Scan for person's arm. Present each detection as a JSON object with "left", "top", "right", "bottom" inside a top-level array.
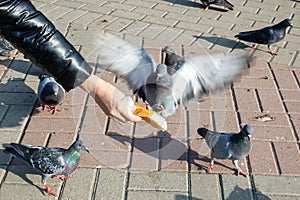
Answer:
[{"left": 0, "top": 0, "right": 141, "bottom": 123}]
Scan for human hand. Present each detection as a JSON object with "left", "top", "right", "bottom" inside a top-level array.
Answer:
[{"left": 80, "top": 75, "right": 141, "bottom": 123}]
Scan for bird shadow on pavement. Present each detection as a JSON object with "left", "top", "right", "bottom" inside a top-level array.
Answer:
[
  {"left": 226, "top": 185, "right": 271, "bottom": 200},
  {"left": 194, "top": 35, "right": 250, "bottom": 49},
  {"left": 0, "top": 150, "right": 46, "bottom": 196},
  {"left": 175, "top": 194, "right": 202, "bottom": 200},
  {"left": 107, "top": 131, "right": 233, "bottom": 172},
  {"left": 162, "top": 0, "right": 229, "bottom": 12}
]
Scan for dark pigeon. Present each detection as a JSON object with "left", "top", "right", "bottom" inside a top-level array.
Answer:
[
  {"left": 95, "top": 33, "right": 249, "bottom": 117},
  {"left": 201, "top": 0, "right": 234, "bottom": 11},
  {"left": 162, "top": 46, "right": 185, "bottom": 75},
  {"left": 3, "top": 140, "right": 89, "bottom": 196},
  {"left": 38, "top": 74, "right": 65, "bottom": 114},
  {"left": 235, "top": 18, "right": 293, "bottom": 56},
  {"left": 197, "top": 124, "right": 253, "bottom": 176}
]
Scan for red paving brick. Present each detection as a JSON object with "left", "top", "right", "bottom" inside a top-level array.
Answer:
[
  {"left": 273, "top": 69, "right": 299, "bottom": 90},
  {"left": 21, "top": 131, "right": 49, "bottom": 146},
  {"left": 280, "top": 89, "right": 300, "bottom": 101},
  {"left": 80, "top": 106, "right": 108, "bottom": 134},
  {"left": 257, "top": 89, "right": 285, "bottom": 113},
  {"left": 273, "top": 142, "right": 300, "bottom": 176},
  {"left": 47, "top": 132, "right": 77, "bottom": 149},
  {"left": 284, "top": 101, "right": 300, "bottom": 114},
  {"left": 233, "top": 88, "right": 260, "bottom": 112},
  {"left": 251, "top": 125, "right": 296, "bottom": 142},
  {"left": 249, "top": 141, "right": 278, "bottom": 175}
]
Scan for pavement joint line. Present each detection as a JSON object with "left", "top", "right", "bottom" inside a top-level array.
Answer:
[
  {"left": 270, "top": 141, "right": 282, "bottom": 175},
  {"left": 254, "top": 88, "right": 264, "bottom": 113},
  {"left": 90, "top": 168, "right": 101, "bottom": 200}
]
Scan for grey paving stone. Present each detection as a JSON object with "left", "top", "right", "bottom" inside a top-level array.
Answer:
[
  {"left": 0, "top": 165, "right": 7, "bottom": 183},
  {"left": 0, "top": 131, "right": 22, "bottom": 165},
  {"left": 111, "top": 9, "right": 146, "bottom": 21},
  {"left": 60, "top": 168, "right": 96, "bottom": 200},
  {"left": 104, "top": 18, "right": 134, "bottom": 32},
  {"left": 0, "top": 105, "right": 34, "bottom": 132},
  {"left": 54, "top": 0, "right": 86, "bottom": 9},
  {"left": 0, "top": 79, "right": 36, "bottom": 93},
  {"left": 94, "top": 168, "right": 126, "bottom": 200},
  {"left": 254, "top": 175, "right": 300, "bottom": 196},
  {"left": 128, "top": 171, "right": 187, "bottom": 191},
  {"left": 127, "top": 191, "right": 189, "bottom": 200},
  {"left": 221, "top": 174, "right": 253, "bottom": 200},
  {"left": 190, "top": 173, "right": 221, "bottom": 200}
]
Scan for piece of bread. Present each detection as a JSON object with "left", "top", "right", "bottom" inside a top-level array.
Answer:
[{"left": 134, "top": 103, "right": 167, "bottom": 131}]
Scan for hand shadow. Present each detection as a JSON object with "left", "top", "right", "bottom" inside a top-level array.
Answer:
[
  {"left": 162, "top": 0, "right": 229, "bottom": 12},
  {"left": 194, "top": 35, "right": 250, "bottom": 49}
]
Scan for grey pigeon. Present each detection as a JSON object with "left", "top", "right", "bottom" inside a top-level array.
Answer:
[
  {"left": 3, "top": 140, "right": 89, "bottom": 195},
  {"left": 38, "top": 74, "right": 65, "bottom": 114},
  {"left": 0, "top": 36, "right": 16, "bottom": 57},
  {"left": 95, "top": 33, "right": 249, "bottom": 117},
  {"left": 235, "top": 18, "right": 293, "bottom": 56},
  {"left": 197, "top": 124, "right": 253, "bottom": 176},
  {"left": 201, "top": 0, "right": 234, "bottom": 11},
  {"left": 162, "top": 46, "right": 185, "bottom": 75}
]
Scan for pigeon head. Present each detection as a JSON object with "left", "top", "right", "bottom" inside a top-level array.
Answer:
[
  {"left": 279, "top": 19, "right": 293, "bottom": 28},
  {"left": 240, "top": 124, "right": 253, "bottom": 138},
  {"left": 162, "top": 46, "right": 175, "bottom": 54},
  {"left": 39, "top": 74, "right": 50, "bottom": 81},
  {"left": 72, "top": 140, "right": 89, "bottom": 153}
]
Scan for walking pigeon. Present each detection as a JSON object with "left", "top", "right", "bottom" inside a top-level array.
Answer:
[
  {"left": 235, "top": 18, "right": 293, "bottom": 56},
  {"left": 38, "top": 75, "right": 65, "bottom": 114},
  {"left": 162, "top": 46, "right": 185, "bottom": 75},
  {"left": 3, "top": 140, "right": 89, "bottom": 196},
  {"left": 197, "top": 124, "right": 253, "bottom": 176},
  {"left": 201, "top": 0, "right": 234, "bottom": 11},
  {"left": 94, "top": 33, "right": 249, "bottom": 117},
  {"left": 0, "top": 36, "right": 17, "bottom": 58}
]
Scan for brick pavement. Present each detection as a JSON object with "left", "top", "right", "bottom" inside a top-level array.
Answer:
[{"left": 0, "top": 0, "right": 300, "bottom": 199}]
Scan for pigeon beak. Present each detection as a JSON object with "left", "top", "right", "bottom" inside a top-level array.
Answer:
[{"left": 85, "top": 147, "right": 90, "bottom": 153}]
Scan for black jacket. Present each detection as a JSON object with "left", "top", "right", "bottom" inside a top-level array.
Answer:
[{"left": 0, "top": 0, "right": 92, "bottom": 91}]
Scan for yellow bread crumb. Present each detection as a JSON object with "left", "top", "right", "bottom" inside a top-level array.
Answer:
[{"left": 134, "top": 103, "right": 167, "bottom": 131}]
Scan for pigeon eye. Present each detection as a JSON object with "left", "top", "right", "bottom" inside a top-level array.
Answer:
[{"left": 79, "top": 144, "right": 82, "bottom": 147}]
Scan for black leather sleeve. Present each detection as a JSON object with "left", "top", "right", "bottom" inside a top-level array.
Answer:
[{"left": 0, "top": 0, "right": 92, "bottom": 91}]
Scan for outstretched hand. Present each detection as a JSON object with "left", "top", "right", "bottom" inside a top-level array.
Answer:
[{"left": 80, "top": 75, "right": 141, "bottom": 123}]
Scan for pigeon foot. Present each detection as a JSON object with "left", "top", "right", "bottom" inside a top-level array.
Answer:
[
  {"left": 45, "top": 184, "right": 56, "bottom": 196},
  {"left": 236, "top": 169, "right": 247, "bottom": 177},
  {"left": 269, "top": 50, "right": 277, "bottom": 56},
  {"left": 43, "top": 105, "right": 60, "bottom": 114},
  {"left": 202, "top": 6, "right": 209, "bottom": 10},
  {"left": 52, "top": 175, "right": 68, "bottom": 181},
  {"left": 208, "top": 163, "right": 213, "bottom": 171},
  {"left": 9, "top": 54, "right": 18, "bottom": 59}
]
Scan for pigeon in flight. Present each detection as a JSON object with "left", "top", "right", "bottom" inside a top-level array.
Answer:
[
  {"left": 95, "top": 33, "right": 249, "bottom": 117},
  {"left": 201, "top": 0, "right": 234, "bottom": 11},
  {"left": 3, "top": 140, "right": 89, "bottom": 196},
  {"left": 38, "top": 75, "right": 65, "bottom": 114},
  {"left": 235, "top": 18, "right": 293, "bottom": 56},
  {"left": 197, "top": 124, "right": 253, "bottom": 176}
]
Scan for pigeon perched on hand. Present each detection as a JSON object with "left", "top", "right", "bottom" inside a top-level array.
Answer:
[
  {"left": 38, "top": 74, "right": 65, "bottom": 114},
  {"left": 0, "top": 36, "right": 17, "bottom": 58},
  {"left": 3, "top": 140, "right": 89, "bottom": 196},
  {"left": 235, "top": 18, "right": 293, "bottom": 56},
  {"left": 162, "top": 46, "right": 185, "bottom": 75},
  {"left": 201, "top": 0, "right": 234, "bottom": 11},
  {"left": 95, "top": 33, "right": 249, "bottom": 117},
  {"left": 197, "top": 124, "right": 253, "bottom": 176}
]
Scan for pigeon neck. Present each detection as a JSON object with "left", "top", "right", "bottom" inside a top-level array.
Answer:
[{"left": 65, "top": 149, "right": 81, "bottom": 165}]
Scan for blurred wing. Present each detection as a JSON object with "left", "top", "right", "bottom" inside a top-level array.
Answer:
[
  {"left": 95, "top": 33, "right": 156, "bottom": 92},
  {"left": 172, "top": 54, "right": 249, "bottom": 104}
]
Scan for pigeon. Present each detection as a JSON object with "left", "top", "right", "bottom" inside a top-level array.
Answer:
[
  {"left": 0, "top": 35, "right": 17, "bottom": 58},
  {"left": 3, "top": 140, "right": 89, "bottom": 196},
  {"left": 235, "top": 18, "right": 293, "bottom": 56},
  {"left": 95, "top": 33, "right": 249, "bottom": 117},
  {"left": 197, "top": 124, "right": 253, "bottom": 176},
  {"left": 201, "top": 0, "right": 234, "bottom": 11},
  {"left": 162, "top": 46, "right": 185, "bottom": 75},
  {"left": 38, "top": 74, "right": 65, "bottom": 114}
]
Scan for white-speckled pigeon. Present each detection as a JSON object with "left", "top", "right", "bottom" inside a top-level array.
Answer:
[
  {"left": 235, "top": 19, "right": 293, "bottom": 56},
  {"left": 201, "top": 0, "right": 234, "bottom": 11},
  {"left": 38, "top": 74, "right": 65, "bottom": 114},
  {"left": 197, "top": 124, "right": 253, "bottom": 176},
  {"left": 95, "top": 33, "right": 249, "bottom": 117},
  {"left": 3, "top": 140, "right": 89, "bottom": 196}
]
